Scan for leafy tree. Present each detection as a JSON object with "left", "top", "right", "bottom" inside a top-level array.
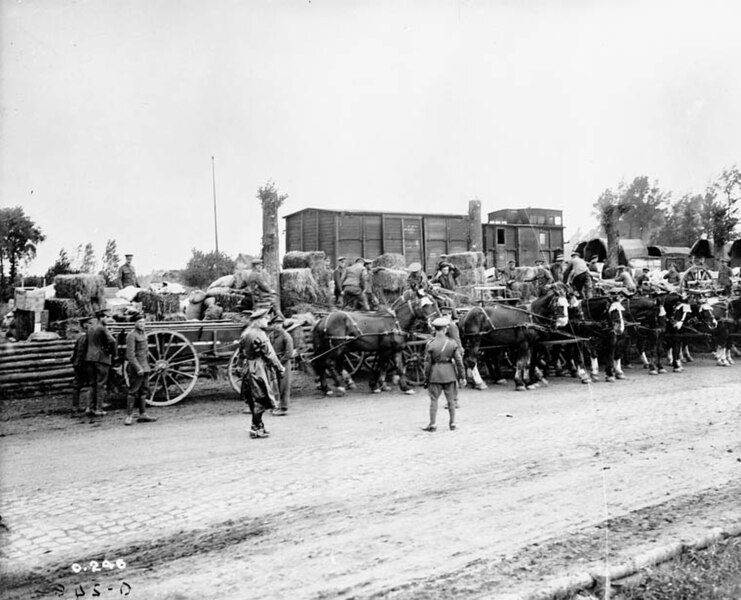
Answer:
[
  {"left": 182, "top": 249, "right": 236, "bottom": 289},
  {"left": 101, "top": 239, "right": 121, "bottom": 285},
  {"left": 0, "top": 206, "right": 46, "bottom": 297},
  {"left": 704, "top": 165, "right": 741, "bottom": 253},
  {"left": 657, "top": 193, "right": 705, "bottom": 246},
  {"left": 593, "top": 184, "right": 633, "bottom": 270},
  {"left": 81, "top": 242, "right": 96, "bottom": 274},
  {"left": 44, "top": 249, "right": 79, "bottom": 282},
  {"left": 617, "top": 176, "right": 669, "bottom": 243}
]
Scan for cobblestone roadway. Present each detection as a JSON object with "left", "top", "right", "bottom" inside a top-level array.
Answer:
[{"left": 1, "top": 359, "right": 740, "bottom": 598}]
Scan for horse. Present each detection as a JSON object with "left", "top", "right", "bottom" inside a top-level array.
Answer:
[
  {"left": 558, "top": 294, "right": 627, "bottom": 383},
  {"left": 460, "top": 286, "right": 569, "bottom": 391},
  {"left": 311, "top": 293, "right": 439, "bottom": 396},
  {"left": 621, "top": 295, "right": 667, "bottom": 375},
  {"left": 662, "top": 293, "right": 718, "bottom": 372}
]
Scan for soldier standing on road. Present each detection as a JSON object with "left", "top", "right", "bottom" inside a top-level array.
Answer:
[
  {"left": 332, "top": 257, "right": 346, "bottom": 306},
  {"left": 124, "top": 313, "right": 158, "bottom": 426},
  {"left": 268, "top": 313, "right": 294, "bottom": 416},
  {"left": 85, "top": 309, "right": 117, "bottom": 417},
  {"left": 116, "top": 254, "right": 139, "bottom": 288},
  {"left": 240, "top": 308, "right": 285, "bottom": 439},
  {"left": 422, "top": 317, "right": 466, "bottom": 432},
  {"left": 70, "top": 317, "right": 91, "bottom": 415}
]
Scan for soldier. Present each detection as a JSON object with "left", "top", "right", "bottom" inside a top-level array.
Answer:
[
  {"left": 341, "top": 257, "right": 370, "bottom": 311},
  {"left": 503, "top": 259, "right": 517, "bottom": 284},
  {"left": 588, "top": 256, "right": 600, "bottom": 274},
  {"left": 116, "top": 254, "right": 139, "bottom": 288},
  {"left": 240, "top": 308, "right": 285, "bottom": 438},
  {"left": 244, "top": 259, "right": 279, "bottom": 312},
  {"left": 635, "top": 267, "right": 652, "bottom": 295},
  {"left": 406, "top": 262, "right": 429, "bottom": 294},
  {"left": 614, "top": 266, "right": 637, "bottom": 294},
  {"left": 363, "top": 259, "right": 378, "bottom": 309},
  {"left": 85, "top": 309, "right": 117, "bottom": 417},
  {"left": 564, "top": 250, "right": 592, "bottom": 298},
  {"left": 422, "top": 317, "right": 466, "bottom": 432},
  {"left": 550, "top": 252, "right": 566, "bottom": 283},
  {"left": 124, "top": 313, "right": 158, "bottom": 426},
  {"left": 332, "top": 256, "right": 346, "bottom": 306},
  {"left": 718, "top": 257, "right": 733, "bottom": 295},
  {"left": 69, "top": 316, "right": 91, "bottom": 415},
  {"left": 663, "top": 262, "right": 681, "bottom": 286},
  {"left": 268, "top": 313, "right": 294, "bottom": 416}
]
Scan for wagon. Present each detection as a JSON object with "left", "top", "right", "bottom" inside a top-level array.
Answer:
[{"left": 109, "top": 319, "right": 246, "bottom": 406}]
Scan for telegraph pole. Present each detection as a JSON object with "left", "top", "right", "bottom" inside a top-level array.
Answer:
[{"left": 211, "top": 156, "right": 219, "bottom": 253}]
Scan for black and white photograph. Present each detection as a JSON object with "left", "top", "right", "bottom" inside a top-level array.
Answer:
[{"left": 1, "top": 1, "right": 741, "bottom": 598}]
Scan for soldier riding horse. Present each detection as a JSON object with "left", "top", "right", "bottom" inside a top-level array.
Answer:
[{"left": 311, "top": 294, "right": 439, "bottom": 396}]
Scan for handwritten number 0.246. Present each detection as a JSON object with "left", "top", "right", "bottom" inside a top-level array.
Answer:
[{"left": 71, "top": 559, "right": 126, "bottom": 573}]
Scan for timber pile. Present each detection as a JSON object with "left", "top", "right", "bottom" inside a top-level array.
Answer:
[
  {"left": 0, "top": 339, "right": 76, "bottom": 398},
  {"left": 372, "top": 267, "right": 407, "bottom": 306}
]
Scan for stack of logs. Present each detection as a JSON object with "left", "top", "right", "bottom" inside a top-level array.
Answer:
[{"left": 0, "top": 339, "right": 76, "bottom": 398}]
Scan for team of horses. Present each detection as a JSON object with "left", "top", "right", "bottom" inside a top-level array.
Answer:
[{"left": 310, "top": 282, "right": 741, "bottom": 396}]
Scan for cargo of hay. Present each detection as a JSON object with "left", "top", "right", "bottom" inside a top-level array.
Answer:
[
  {"left": 44, "top": 298, "right": 82, "bottom": 323},
  {"left": 207, "top": 291, "right": 247, "bottom": 313},
  {"left": 280, "top": 269, "right": 319, "bottom": 312},
  {"left": 372, "top": 253, "right": 406, "bottom": 270},
  {"left": 440, "top": 252, "right": 485, "bottom": 287},
  {"left": 371, "top": 267, "right": 407, "bottom": 306},
  {"left": 53, "top": 274, "right": 106, "bottom": 314},
  {"left": 138, "top": 291, "right": 181, "bottom": 319},
  {"left": 282, "top": 251, "right": 328, "bottom": 270}
]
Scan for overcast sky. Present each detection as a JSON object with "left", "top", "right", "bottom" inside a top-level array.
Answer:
[{"left": 2, "top": 0, "right": 740, "bottom": 275}]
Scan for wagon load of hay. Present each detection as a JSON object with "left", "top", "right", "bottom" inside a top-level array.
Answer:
[
  {"left": 138, "top": 290, "right": 181, "bottom": 320},
  {"left": 371, "top": 267, "right": 408, "bottom": 306},
  {"left": 281, "top": 251, "right": 332, "bottom": 305},
  {"left": 53, "top": 274, "right": 106, "bottom": 316},
  {"left": 44, "top": 298, "right": 82, "bottom": 323},
  {"left": 372, "top": 253, "right": 406, "bottom": 270},
  {"left": 280, "top": 269, "right": 320, "bottom": 313},
  {"left": 440, "top": 252, "right": 485, "bottom": 287}
]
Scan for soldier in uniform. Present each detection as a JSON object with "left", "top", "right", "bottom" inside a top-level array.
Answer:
[
  {"left": 239, "top": 308, "right": 285, "bottom": 439},
  {"left": 663, "top": 262, "right": 681, "bottom": 286},
  {"left": 268, "top": 313, "right": 294, "bottom": 416},
  {"left": 564, "top": 250, "right": 592, "bottom": 298},
  {"left": 550, "top": 252, "right": 566, "bottom": 283},
  {"left": 69, "top": 316, "right": 91, "bottom": 415},
  {"left": 406, "top": 262, "right": 429, "bottom": 294},
  {"left": 635, "top": 267, "right": 652, "bottom": 295},
  {"left": 717, "top": 257, "right": 733, "bottom": 295},
  {"left": 422, "top": 317, "right": 466, "bottom": 432},
  {"left": 244, "top": 259, "right": 279, "bottom": 313},
  {"left": 85, "top": 309, "right": 117, "bottom": 417},
  {"left": 430, "top": 262, "right": 459, "bottom": 291},
  {"left": 124, "top": 313, "right": 158, "bottom": 426},
  {"left": 332, "top": 257, "right": 346, "bottom": 306},
  {"left": 116, "top": 254, "right": 139, "bottom": 288},
  {"left": 342, "top": 257, "right": 370, "bottom": 310}
]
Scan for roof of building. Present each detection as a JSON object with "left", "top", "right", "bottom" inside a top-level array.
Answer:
[{"left": 283, "top": 207, "right": 467, "bottom": 220}]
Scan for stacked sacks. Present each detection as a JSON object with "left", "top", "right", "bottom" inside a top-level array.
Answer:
[
  {"left": 205, "top": 273, "right": 247, "bottom": 313},
  {"left": 53, "top": 274, "right": 106, "bottom": 316},
  {"left": 185, "top": 290, "right": 206, "bottom": 320},
  {"left": 371, "top": 267, "right": 407, "bottom": 306},
  {"left": 281, "top": 251, "right": 332, "bottom": 307}
]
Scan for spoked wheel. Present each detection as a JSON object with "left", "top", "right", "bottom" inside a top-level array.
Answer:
[
  {"left": 124, "top": 330, "right": 199, "bottom": 406},
  {"left": 402, "top": 343, "right": 427, "bottom": 386},
  {"left": 680, "top": 265, "right": 713, "bottom": 292},
  {"left": 340, "top": 350, "right": 368, "bottom": 376},
  {"left": 228, "top": 348, "right": 243, "bottom": 394}
]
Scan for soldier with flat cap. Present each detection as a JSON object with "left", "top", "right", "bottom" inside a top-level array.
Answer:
[
  {"left": 422, "top": 317, "right": 466, "bottom": 432},
  {"left": 85, "top": 309, "right": 117, "bottom": 417},
  {"left": 431, "top": 261, "right": 459, "bottom": 291},
  {"left": 117, "top": 254, "right": 139, "bottom": 288},
  {"left": 69, "top": 316, "right": 92, "bottom": 415},
  {"left": 341, "top": 257, "right": 371, "bottom": 310},
  {"left": 244, "top": 258, "right": 279, "bottom": 312},
  {"left": 239, "top": 308, "right": 285, "bottom": 438},
  {"left": 124, "top": 312, "right": 158, "bottom": 426},
  {"left": 406, "top": 262, "right": 429, "bottom": 294}
]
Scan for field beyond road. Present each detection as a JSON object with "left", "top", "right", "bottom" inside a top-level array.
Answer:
[{"left": 1, "top": 358, "right": 740, "bottom": 599}]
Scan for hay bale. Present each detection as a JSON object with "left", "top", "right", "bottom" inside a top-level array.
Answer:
[
  {"left": 282, "top": 251, "right": 327, "bottom": 270},
  {"left": 44, "top": 298, "right": 81, "bottom": 323},
  {"left": 441, "top": 252, "right": 485, "bottom": 287},
  {"left": 208, "top": 275, "right": 235, "bottom": 290},
  {"left": 138, "top": 291, "right": 181, "bottom": 319},
  {"left": 372, "top": 253, "right": 406, "bottom": 270},
  {"left": 281, "top": 251, "right": 333, "bottom": 305},
  {"left": 280, "top": 269, "right": 319, "bottom": 313},
  {"left": 371, "top": 267, "right": 408, "bottom": 306},
  {"left": 53, "top": 274, "right": 106, "bottom": 314}
]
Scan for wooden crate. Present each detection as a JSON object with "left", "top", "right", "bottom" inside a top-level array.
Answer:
[{"left": 14, "top": 288, "right": 47, "bottom": 312}]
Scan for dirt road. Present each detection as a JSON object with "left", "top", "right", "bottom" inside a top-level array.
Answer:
[{"left": 1, "top": 359, "right": 740, "bottom": 599}]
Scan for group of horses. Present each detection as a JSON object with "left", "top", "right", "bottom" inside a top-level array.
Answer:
[{"left": 309, "top": 283, "right": 741, "bottom": 396}]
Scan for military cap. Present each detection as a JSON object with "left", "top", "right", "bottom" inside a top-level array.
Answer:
[
  {"left": 129, "top": 311, "right": 145, "bottom": 321},
  {"left": 249, "top": 308, "right": 270, "bottom": 320},
  {"left": 554, "top": 253, "right": 564, "bottom": 261},
  {"left": 571, "top": 250, "right": 582, "bottom": 257},
  {"left": 125, "top": 253, "right": 134, "bottom": 258},
  {"left": 589, "top": 256, "right": 599, "bottom": 263},
  {"left": 270, "top": 313, "right": 285, "bottom": 324},
  {"left": 408, "top": 262, "right": 422, "bottom": 273},
  {"left": 439, "top": 261, "right": 453, "bottom": 269},
  {"left": 252, "top": 258, "right": 264, "bottom": 265},
  {"left": 337, "top": 256, "right": 346, "bottom": 262},
  {"left": 431, "top": 317, "right": 450, "bottom": 328}
]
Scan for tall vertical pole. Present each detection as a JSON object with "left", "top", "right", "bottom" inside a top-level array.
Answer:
[{"left": 211, "top": 156, "right": 219, "bottom": 253}]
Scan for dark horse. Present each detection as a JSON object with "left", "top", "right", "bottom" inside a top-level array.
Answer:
[
  {"left": 620, "top": 295, "right": 667, "bottom": 376},
  {"left": 460, "top": 287, "right": 569, "bottom": 391},
  {"left": 311, "top": 294, "right": 438, "bottom": 395},
  {"left": 662, "top": 292, "right": 718, "bottom": 372}
]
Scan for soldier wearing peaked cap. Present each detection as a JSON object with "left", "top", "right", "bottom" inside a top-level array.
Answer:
[
  {"left": 341, "top": 258, "right": 371, "bottom": 311},
  {"left": 69, "top": 317, "right": 92, "bottom": 415},
  {"left": 564, "top": 250, "right": 592, "bottom": 298},
  {"left": 421, "top": 317, "right": 466, "bottom": 433},
  {"left": 117, "top": 254, "right": 139, "bottom": 289},
  {"left": 406, "top": 262, "right": 430, "bottom": 294},
  {"left": 332, "top": 256, "right": 347, "bottom": 306},
  {"left": 84, "top": 309, "right": 117, "bottom": 417},
  {"left": 124, "top": 312, "right": 158, "bottom": 426},
  {"left": 431, "top": 261, "right": 459, "bottom": 291},
  {"left": 268, "top": 312, "right": 294, "bottom": 416}
]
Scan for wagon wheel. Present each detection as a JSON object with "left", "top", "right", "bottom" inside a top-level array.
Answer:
[
  {"left": 124, "top": 330, "right": 199, "bottom": 406},
  {"left": 679, "top": 265, "right": 713, "bottom": 292},
  {"left": 340, "top": 350, "right": 368, "bottom": 376},
  {"left": 402, "top": 343, "right": 427, "bottom": 386},
  {"left": 227, "top": 348, "right": 243, "bottom": 394}
]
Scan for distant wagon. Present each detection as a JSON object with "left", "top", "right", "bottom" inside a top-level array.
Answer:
[{"left": 646, "top": 246, "right": 691, "bottom": 271}]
